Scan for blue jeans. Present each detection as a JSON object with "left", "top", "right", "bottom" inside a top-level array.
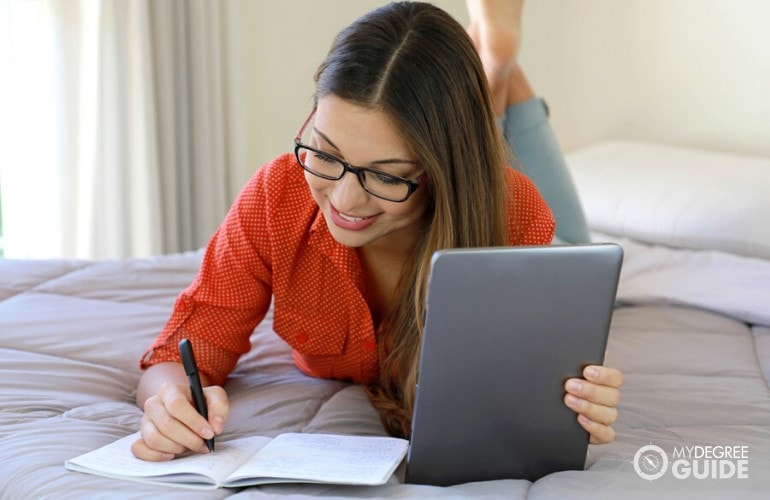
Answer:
[{"left": 501, "top": 98, "right": 590, "bottom": 244}]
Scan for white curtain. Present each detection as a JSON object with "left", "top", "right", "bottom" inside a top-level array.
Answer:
[{"left": 0, "top": 0, "right": 234, "bottom": 259}]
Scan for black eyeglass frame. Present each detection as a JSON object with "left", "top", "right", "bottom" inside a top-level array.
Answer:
[{"left": 293, "top": 108, "right": 423, "bottom": 203}]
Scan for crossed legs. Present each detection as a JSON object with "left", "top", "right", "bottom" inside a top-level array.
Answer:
[{"left": 467, "top": 0, "right": 590, "bottom": 244}]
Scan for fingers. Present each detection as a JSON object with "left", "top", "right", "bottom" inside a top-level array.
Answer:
[
  {"left": 581, "top": 414, "right": 617, "bottom": 445},
  {"left": 131, "top": 437, "right": 175, "bottom": 462},
  {"left": 204, "top": 385, "right": 229, "bottom": 435},
  {"left": 584, "top": 365, "right": 624, "bottom": 390},
  {"left": 566, "top": 369, "right": 622, "bottom": 408},
  {"left": 148, "top": 382, "right": 213, "bottom": 449},
  {"left": 564, "top": 365, "right": 624, "bottom": 445},
  {"left": 564, "top": 389, "right": 618, "bottom": 426},
  {"left": 131, "top": 382, "right": 229, "bottom": 461}
]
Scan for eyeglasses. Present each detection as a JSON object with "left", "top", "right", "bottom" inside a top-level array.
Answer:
[{"left": 294, "top": 108, "right": 423, "bottom": 203}]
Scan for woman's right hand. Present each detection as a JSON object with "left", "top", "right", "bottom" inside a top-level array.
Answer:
[{"left": 131, "top": 380, "right": 229, "bottom": 461}]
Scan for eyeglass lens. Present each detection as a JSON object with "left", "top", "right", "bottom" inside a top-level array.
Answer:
[{"left": 297, "top": 146, "right": 412, "bottom": 201}]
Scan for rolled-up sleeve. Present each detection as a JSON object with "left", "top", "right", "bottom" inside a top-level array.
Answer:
[{"left": 141, "top": 167, "right": 274, "bottom": 386}]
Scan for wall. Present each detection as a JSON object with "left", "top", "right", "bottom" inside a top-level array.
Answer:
[
  {"left": 519, "top": 0, "right": 770, "bottom": 157},
  {"left": 225, "top": 0, "right": 769, "bottom": 190},
  {"left": 223, "top": 0, "right": 467, "bottom": 191}
]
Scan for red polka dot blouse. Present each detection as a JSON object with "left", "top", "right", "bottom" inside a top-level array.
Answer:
[{"left": 141, "top": 153, "right": 555, "bottom": 386}]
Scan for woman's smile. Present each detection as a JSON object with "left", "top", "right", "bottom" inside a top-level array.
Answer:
[
  {"left": 329, "top": 204, "right": 379, "bottom": 231},
  {"left": 304, "top": 95, "right": 429, "bottom": 250}
]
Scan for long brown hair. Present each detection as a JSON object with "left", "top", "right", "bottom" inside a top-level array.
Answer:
[{"left": 314, "top": 2, "right": 509, "bottom": 437}]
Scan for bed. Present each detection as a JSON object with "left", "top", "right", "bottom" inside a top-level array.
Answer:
[{"left": 2, "top": 141, "right": 769, "bottom": 499}]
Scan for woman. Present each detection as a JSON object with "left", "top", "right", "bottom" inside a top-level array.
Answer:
[{"left": 132, "top": 2, "right": 622, "bottom": 462}]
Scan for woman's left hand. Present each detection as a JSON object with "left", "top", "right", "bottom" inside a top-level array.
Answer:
[{"left": 563, "top": 365, "right": 623, "bottom": 444}]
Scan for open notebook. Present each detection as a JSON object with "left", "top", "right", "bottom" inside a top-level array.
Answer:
[{"left": 66, "top": 432, "right": 408, "bottom": 490}]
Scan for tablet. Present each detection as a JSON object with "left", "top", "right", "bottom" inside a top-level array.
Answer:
[{"left": 405, "top": 244, "right": 623, "bottom": 485}]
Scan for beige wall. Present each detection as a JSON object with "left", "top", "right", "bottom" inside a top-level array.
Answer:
[
  {"left": 519, "top": 0, "right": 770, "bottom": 158},
  {"left": 224, "top": 0, "right": 770, "bottom": 190},
  {"left": 223, "top": 0, "right": 467, "bottom": 191}
]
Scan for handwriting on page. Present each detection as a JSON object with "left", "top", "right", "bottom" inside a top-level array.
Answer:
[
  {"left": 68, "top": 432, "right": 270, "bottom": 483},
  {"left": 234, "top": 433, "right": 407, "bottom": 484}
]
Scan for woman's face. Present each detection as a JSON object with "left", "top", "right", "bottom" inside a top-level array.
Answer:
[{"left": 304, "top": 95, "right": 429, "bottom": 252}]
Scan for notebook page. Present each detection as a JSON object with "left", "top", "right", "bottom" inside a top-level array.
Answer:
[
  {"left": 227, "top": 433, "right": 408, "bottom": 486},
  {"left": 66, "top": 432, "right": 271, "bottom": 487}
]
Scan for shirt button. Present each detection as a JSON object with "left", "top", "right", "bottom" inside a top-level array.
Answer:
[
  {"left": 297, "top": 332, "right": 309, "bottom": 343},
  {"left": 363, "top": 339, "right": 377, "bottom": 352}
]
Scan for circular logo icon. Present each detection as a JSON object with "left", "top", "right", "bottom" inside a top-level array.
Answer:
[{"left": 633, "top": 444, "right": 669, "bottom": 481}]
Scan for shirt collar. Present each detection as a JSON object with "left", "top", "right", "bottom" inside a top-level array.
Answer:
[{"left": 308, "top": 209, "right": 365, "bottom": 291}]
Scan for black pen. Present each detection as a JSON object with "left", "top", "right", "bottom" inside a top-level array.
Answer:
[{"left": 179, "top": 338, "right": 215, "bottom": 453}]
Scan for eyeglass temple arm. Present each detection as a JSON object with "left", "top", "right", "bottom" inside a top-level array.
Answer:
[{"left": 295, "top": 107, "right": 318, "bottom": 143}]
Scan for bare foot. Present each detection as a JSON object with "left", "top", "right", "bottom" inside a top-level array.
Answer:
[
  {"left": 466, "top": 0, "right": 524, "bottom": 115},
  {"left": 506, "top": 63, "right": 536, "bottom": 107}
]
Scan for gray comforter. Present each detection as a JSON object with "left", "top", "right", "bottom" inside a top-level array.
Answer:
[{"left": 1, "top": 236, "right": 769, "bottom": 499}]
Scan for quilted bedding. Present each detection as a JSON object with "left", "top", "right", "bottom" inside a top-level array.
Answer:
[{"left": 1, "top": 235, "right": 770, "bottom": 499}]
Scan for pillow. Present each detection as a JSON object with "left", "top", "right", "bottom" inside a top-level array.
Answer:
[{"left": 565, "top": 141, "right": 770, "bottom": 260}]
